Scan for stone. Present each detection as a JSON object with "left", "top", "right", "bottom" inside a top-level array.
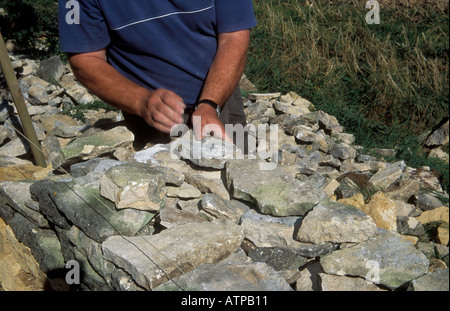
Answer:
[
  {"left": 295, "top": 261, "right": 323, "bottom": 291},
  {"left": 425, "top": 119, "right": 449, "bottom": 147},
  {"left": 29, "top": 179, "right": 73, "bottom": 230},
  {"left": 159, "top": 205, "right": 208, "bottom": 229},
  {"left": 0, "top": 181, "right": 49, "bottom": 228},
  {"left": 100, "top": 162, "right": 166, "bottom": 212},
  {"left": 384, "top": 178, "right": 420, "bottom": 202},
  {"left": 428, "top": 147, "right": 449, "bottom": 163},
  {"left": 240, "top": 210, "right": 301, "bottom": 249},
  {"left": 0, "top": 137, "right": 29, "bottom": 157},
  {"left": 48, "top": 178, "right": 155, "bottom": 242},
  {"left": 295, "top": 198, "right": 379, "bottom": 244},
  {"left": 239, "top": 74, "right": 258, "bottom": 93},
  {"left": 247, "top": 93, "right": 281, "bottom": 101},
  {"left": 338, "top": 193, "right": 365, "bottom": 209},
  {"left": 166, "top": 182, "right": 201, "bottom": 200},
  {"left": 40, "top": 113, "right": 81, "bottom": 133},
  {"left": 8, "top": 213, "right": 65, "bottom": 274},
  {"left": 437, "top": 224, "right": 449, "bottom": 245},
  {"left": 67, "top": 226, "right": 116, "bottom": 287},
  {"left": 248, "top": 247, "right": 309, "bottom": 272},
  {"left": 175, "top": 131, "right": 243, "bottom": 169},
  {"left": 226, "top": 159, "right": 326, "bottom": 217},
  {"left": 416, "top": 206, "right": 449, "bottom": 225},
  {"left": 329, "top": 143, "right": 356, "bottom": 160},
  {"left": 184, "top": 170, "right": 230, "bottom": 200},
  {"left": 410, "top": 167, "right": 444, "bottom": 192},
  {"left": 360, "top": 192, "right": 397, "bottom": 232},
  {"left": 319, "top": 273, "right": 385, "bottom": 291},
  {"left": 316, "top": 111, "right": 342, "bottom": 133},
  {"left": 412, "top": 193, "right": 445, "bottom": 211},
  {"left": 53, "top": 126, "right": 134, "bottom": 169},
  {"left": 320, "top": 231, "right": 429, "bottom": 289},
  {"left": 0, "top": 218, "right": 47, "bottom": 291},
  {"left": 200, "top": 193, "right": 249, "bottom": 223},
  {"left": 70, "top": 158, "right": 126, "bottom": 177},
  {"left": 239, "top": 210, "right": 337, "bottom": 257},
  {"left": 396, "top": 216, "right": 426, "bottom": 236},
  {"left": 154, "top": 249, "right": 293, "bottom": 291},
  {"left": 37, "top": 56, "right": 66, "bottom": 83},
  {"left": 407, "top": 268, "right": 449, "bottom": 291},
  {"left": 274, "top": 101, "right": 309, "bottom": 117},
  {"left": 244, "top": 101, "right": 268, "bottom": 120},
  {"left": 368, "top": 161, "right": 405, "bottom": 190},
  {"left": 27, "top": 84, "right": 49, "bottom": 105},
  {"left": 102, "top": 219, "right": 244, "bottom": 290}
]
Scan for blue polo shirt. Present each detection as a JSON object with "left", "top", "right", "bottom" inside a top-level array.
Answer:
[{"left": 58, "top": 0, "right": 257, "bottom": 108}]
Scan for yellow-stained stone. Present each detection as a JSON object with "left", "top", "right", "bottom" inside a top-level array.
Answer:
[
  {"left": 399, "top": 234, "right": 419, "bottom": 245},
  {"left": 360, "top": 192, "right": 397, "bottom": 231},
  {"left": 338, "top": 193, "right": 365, "bottom": 209},
  {"left": 0, "top": 218, "right": 47, "bottom": 291},
  {"left": 416, "top": 206, "right": 449, "bottom": 225}
]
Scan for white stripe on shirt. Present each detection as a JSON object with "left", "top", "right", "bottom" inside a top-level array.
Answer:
[{"left": 111, "top": 5, "right": 214, "bottom": 31}]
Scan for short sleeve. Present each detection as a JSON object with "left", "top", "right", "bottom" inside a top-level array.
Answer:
[
  {"left": 58, "top": 0, "right": 111, "bottom": 53},
  {"left": 215, "top": 0, "right": 257, "bottom": 34}
]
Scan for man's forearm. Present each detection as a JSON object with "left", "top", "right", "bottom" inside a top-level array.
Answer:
[
  {"left": 199, "top": 30, "right": 250, "bottom": 109},
  {"left": 68, "top": 51, "right": 149, "bottom": 117}
]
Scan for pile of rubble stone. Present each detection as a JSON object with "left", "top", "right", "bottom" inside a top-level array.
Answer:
[{"left": 0, "top": 54, "right": 448, "bottom": 291}]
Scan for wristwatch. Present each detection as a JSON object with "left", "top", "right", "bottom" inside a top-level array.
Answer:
[{"left": 196, "top": 99, "right": 221, "bottom": 117}]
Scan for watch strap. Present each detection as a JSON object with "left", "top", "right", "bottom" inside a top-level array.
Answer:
[{"left": 196, "top": 99, "right": 221, "bottom": 116}]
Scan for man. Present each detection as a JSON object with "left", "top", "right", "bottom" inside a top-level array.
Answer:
[{"left": 58, "top": 0, "right": 257, "bottom": 148}]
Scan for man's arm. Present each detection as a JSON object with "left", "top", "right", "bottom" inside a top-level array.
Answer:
[
  {"left": 68, "top": 50, "right": 185, "bottom": 133},
  {"left": 192, "top": 29, "right": 250, "bottom": 141}
]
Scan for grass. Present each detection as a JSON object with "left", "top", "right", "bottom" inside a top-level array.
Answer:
[
  {"left": 62, "top": 99, "right": 118, "bottom": 122},
  {"left": 246, "top": 0, "right": 449, "bottom": 192}
]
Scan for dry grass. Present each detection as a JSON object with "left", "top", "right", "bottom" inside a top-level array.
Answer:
[{"left": 247, "top": 0, "right": 449, "bottom": 134}]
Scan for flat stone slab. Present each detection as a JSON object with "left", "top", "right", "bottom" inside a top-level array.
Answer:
[
  {"left": 320, "top": 231, "right": 429, "bottom": 289},
  {"left": 102, "top": 219, "right": 244, "bottom": 290}
]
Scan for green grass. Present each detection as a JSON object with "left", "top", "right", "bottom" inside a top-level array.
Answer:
[
  {"left": 62, "top": 99, "right": 118, "bottom": 122},
  {"left": 246, "top": 0, "right": 449, "bottom": 192}
]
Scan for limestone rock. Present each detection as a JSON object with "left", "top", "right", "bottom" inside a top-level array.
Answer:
[
  {"left": 320, "top": 231, "right": 429, "bottom": 289},
  {"left": 166, "top": 182, "right": 201, "bottom": 200},
  {"left": 329, "top": 143, "right": 356, "bottom": 160},
  {"left": 48, "top": 178, "right": 155, "bottom": 242},
  {"left": 102, "top": 219, "right": 244, "bottom": 290},
  {"left": 407, "top": 268, "right": 449, "bottom": 291},
  {"left": 425, "top": 119, "right": 449, "bottom": 147},
  {"left": 248, "top": 247, "right": 309, "bottom": 272},
  {"left": 175, "top": 130, "right": 243, "bottom": 169},
  {"left": 0, "top": 137, "right": 29, "bottom": 157},
  {"left": 416, "top": 206, "right": 449, "bottom": 225},
  {"left": 295, "top": 198, "right": 379, "bottom": 244},
  {"left": 100, "top": 162, "right": 166, "bottom": 212},
  {"left": 226, "top": 159, "right": 326, "bottom": 217},
  {"left": 200, "top": 193, "right": 249, "bottom": 223},
  {"left": 36, "top": 56, "right": 65, "bottom": 83},
  {"left": 159, "top": 205, "right": 208, "bottom": 229},
  {"left": 54, "top": 126, "right": 134, "bottom": 169},
  {"left": 368, "top": 161, "right": 405, "bottom": 190},
  {"left": 360, "top": 192, "right": 397, "bottom": 231},
  {"left": 154, "top": 249, "right": 293, "bottom": 291},
  {"left": 319, "top": 273, "right": 385, "bottom": 291},
  {"left": 0, "top": 218, "right": 47, "bottom": 291}
]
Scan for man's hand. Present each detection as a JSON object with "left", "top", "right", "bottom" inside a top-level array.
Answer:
[
  {"left": 192, "top": 103, "right": 232, "bottom": 143},
  {"left": 139, "top": 88, "right": 185, "bottom": 134}
]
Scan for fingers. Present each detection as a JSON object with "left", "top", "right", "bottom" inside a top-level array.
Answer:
[
  {"left": 192, "top": 111, "right": 233, "bottom": 144},
  {"left": 142, "top": 89, "right": 185, "bottom": 133}
]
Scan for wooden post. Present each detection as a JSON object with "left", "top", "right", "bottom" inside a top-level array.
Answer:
[{"left": 0, "top": 31, "right": 47, "bottom": 167}]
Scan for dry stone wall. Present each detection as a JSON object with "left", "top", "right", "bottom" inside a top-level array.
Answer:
[{"left": 0, "top": 55, "right": 449, "bottom": 291}]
